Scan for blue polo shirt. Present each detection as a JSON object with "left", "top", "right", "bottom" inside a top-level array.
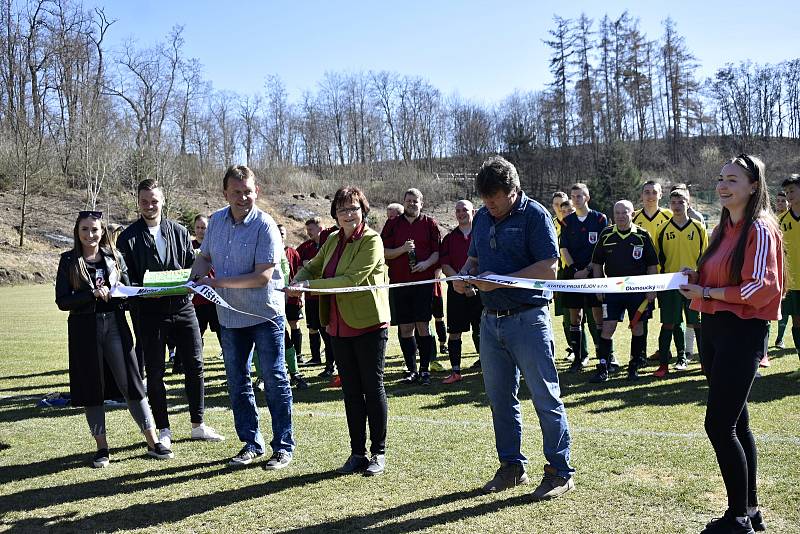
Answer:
[
  {"left": 468, "top": 191, "right": 557, "bottom": 310},
  {"left": 201, "top": 205, "right": 284, "bottom": 328}
]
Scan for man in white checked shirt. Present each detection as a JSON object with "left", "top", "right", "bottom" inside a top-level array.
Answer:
[{"left": 190, "top": 165, "right": 294, "bottom": 469}]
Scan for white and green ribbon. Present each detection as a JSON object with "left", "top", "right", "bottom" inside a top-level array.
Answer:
[
  {"left": 286, "top": 272, "right": 687, "bottom": 295},
  {"left": 110, "top": 273, "right": 687, "bottom": 316},
  {"left": 111, "top": 283, "right": 274, "bottom": 321}
]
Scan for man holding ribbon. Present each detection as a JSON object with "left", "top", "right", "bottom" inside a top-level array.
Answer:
[
  {"left": 117, "top": 179, "right": 224, "bottom": 450},
  {"left": 454, "top": 156, "right": 574, "bottom": 501},
  {"left": 189, "top": 165, "right": 295, "bottom": 469}
]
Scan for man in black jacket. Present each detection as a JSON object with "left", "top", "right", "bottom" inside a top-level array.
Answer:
[{"left": 117, "top": 179, "right": 224, "bottom": 449}]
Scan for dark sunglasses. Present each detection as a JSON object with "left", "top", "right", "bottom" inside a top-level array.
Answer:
[
  {"left": 78, "top": 210, "right": 103, "bottom": 219},
  {"left": 489, "top": 225, "right": 497, "bottom": 250}
]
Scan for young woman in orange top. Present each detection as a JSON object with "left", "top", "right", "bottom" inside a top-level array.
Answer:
[{"left": 680, "top": 154, "right": 783, "bottom": 534}]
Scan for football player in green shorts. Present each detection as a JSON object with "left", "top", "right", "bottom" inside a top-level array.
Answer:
[
  {"left": 779, "top": 175, "right": 800, "bottom": 375},
  {"left": 654, "top": 188, "right": 708, "bottom": 378}
]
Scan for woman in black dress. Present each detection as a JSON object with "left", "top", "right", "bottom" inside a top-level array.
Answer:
[{"left": 55, "top": 211, "right": 172, "bottom": 467}]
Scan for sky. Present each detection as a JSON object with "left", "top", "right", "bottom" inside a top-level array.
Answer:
[{"left": 89, "top": 0, "right": 800, "bottom": 104}]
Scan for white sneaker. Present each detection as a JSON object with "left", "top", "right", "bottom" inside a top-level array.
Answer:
[
  {"left": 190, "top": 424, "right": 225, "bottom": 442},
  {"left": 158, "top": 428, "right": 172, "bottom": 449}
]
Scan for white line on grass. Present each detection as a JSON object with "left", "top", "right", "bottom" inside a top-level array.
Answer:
[
  {"left": 299, "top": 410, "right": 800, "bottom": 446},
  {"left": 166, "top": 403, "right": 800, "bottom": 446}
]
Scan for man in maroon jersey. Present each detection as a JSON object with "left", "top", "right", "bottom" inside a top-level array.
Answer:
[
  {"left": 296, "top": 217, "right": 335, "bottom": 375},
  {"left": 439, "top": 200, "right": 483, "bottom": 384},
  {"left": 381, "top": 188, "right": 441, "bottom": 386}
]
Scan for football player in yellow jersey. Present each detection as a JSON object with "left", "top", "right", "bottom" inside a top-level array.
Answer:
[
  {"left": 779, "top": 175, "right": 800, "bottom": 371},
  {"left": 775, "top": 190, "right": 788, "bottom": 215},
  {"left": 653, "top": 189, "right": 708, "bottom": 377},
  {"left": 633, "top": 181, "right": 673, "bottom": 253},
  {"left": 551, "top": 191, "right": 568, "bottom": 239},
  {"left": 771, "top": 191, "right": 790, "bottom": 349},
  {"left": 633, "top": 180, "right": 672, "bottom": 362},
  {"left": 550, "top": 192, "right": 571, "bottom": 359}
]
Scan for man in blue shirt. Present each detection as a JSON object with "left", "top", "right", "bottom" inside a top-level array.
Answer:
[
  {"left": 454, "top": 156, "right": 574, "bottom": 501},
  {"left": 190, "top": 165, "right": 294, "bottom": 469}
]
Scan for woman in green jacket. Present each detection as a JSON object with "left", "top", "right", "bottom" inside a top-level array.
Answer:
[{"left": 289, "top": 186, "right": 390, "bottom": 476}]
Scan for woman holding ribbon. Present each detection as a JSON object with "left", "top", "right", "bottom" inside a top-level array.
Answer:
[
  {"left": 679, "top": 154, "right": 783, "bottom": 533},
  {"left": 289, "top": 187, "right": 390, "bottom": 476},
  {"left": 55, "top": 210, "right": 173, "bottom": 467}
]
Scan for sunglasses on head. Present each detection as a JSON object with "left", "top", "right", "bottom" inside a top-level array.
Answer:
[{"left": 78, "top": 210, "right": 103, "bottom": 219}]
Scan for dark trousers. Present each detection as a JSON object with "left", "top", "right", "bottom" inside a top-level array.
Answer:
[
  {"left": 700, "top": 311, "right": 766, "bottom": 516},
  {"left": 195, "top": 303, "right": 221, "bottom": 344},
  {"left": 331, "top": 328, "right": 388, "bottom": 456},
  {"left": 138, "top": 300, "right": 205, "bottom": 429}
]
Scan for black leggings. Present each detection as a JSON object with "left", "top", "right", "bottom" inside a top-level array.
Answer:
[
  {"left": 700, "top": 311, "right": 766, "bottom": 516},
  {"left": 331, "top": 329, "right": 388, "bottom": 456}
]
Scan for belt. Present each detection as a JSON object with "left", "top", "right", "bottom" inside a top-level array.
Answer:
[{"left": 484, "top": 303, "right": 537, "bottom": 318}]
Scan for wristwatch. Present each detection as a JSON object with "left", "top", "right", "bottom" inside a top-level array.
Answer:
[{"left": 702, "top": 287, "right": 712, "bottom": 301}]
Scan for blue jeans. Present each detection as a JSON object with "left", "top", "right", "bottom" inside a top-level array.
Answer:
[
  {"left": 220, "top": 318, "right": 294, "bottom": 456},
  {"left": 480, "top": 305, "right": 574, "bottom": 479}
]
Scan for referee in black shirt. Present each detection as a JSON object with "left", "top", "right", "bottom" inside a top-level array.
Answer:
[{"left": 590, "top": 200, "right": 659, "bottom": 382}]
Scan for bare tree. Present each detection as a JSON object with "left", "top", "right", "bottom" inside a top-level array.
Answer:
[
  {"left": 370, "top": 70, "right": 399, "bottom": 161},
  {"left": 238, "top": 92, "right": 260, "bottom": 166},
  {"left": 210, "top": 90, "right": 238, "bottom": 167},
  {"left": 105, "top": 25, "right": 184, "bottom": 178}
]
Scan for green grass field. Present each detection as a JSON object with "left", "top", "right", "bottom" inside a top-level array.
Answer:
[{"left": 1, "top": 285, "right": 798, "bottom": 533}]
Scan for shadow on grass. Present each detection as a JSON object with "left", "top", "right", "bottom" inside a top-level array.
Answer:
[
  {"left": 0, "top": 369, "right": 68, "bottom": 381},
  {"left": 0, "top": 475, "right": 528, "bottom": 534},
  {"left": 764, "top": 347, "right": 799, "bottom": 360},
  {"left": 0, "top": 382, "right": 70, "bottom": 394},
  {"left": 0, "top": 457, "right": 227, "bottom": 514},
  {"left": 2, "top": 469, "right": 342, "bottom": 532},
  {"left": 276, "top": 489, "right": 531, "bottom": 533},
  {"left": 275, "top": 356, "right": 491, "bottom": 410},
  {"left": 0, "top": 442, "right": 145, "bottom": 485},
  {"left": 0, "top": 397, "right": 85, "bottom": 424},
  {"left": 384, "top": 368, "right": 489, "bottom": 410},
  {"left": 559, "top": 365, "right": 799, "bottom": 413}
]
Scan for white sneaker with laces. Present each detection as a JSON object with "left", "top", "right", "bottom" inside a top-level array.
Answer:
[
  {"left": 191, "top": 424, "right": 225, "bottom": 442},
  {"left": 159, "top": 428, "right": 172, "bottom": 449}
]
